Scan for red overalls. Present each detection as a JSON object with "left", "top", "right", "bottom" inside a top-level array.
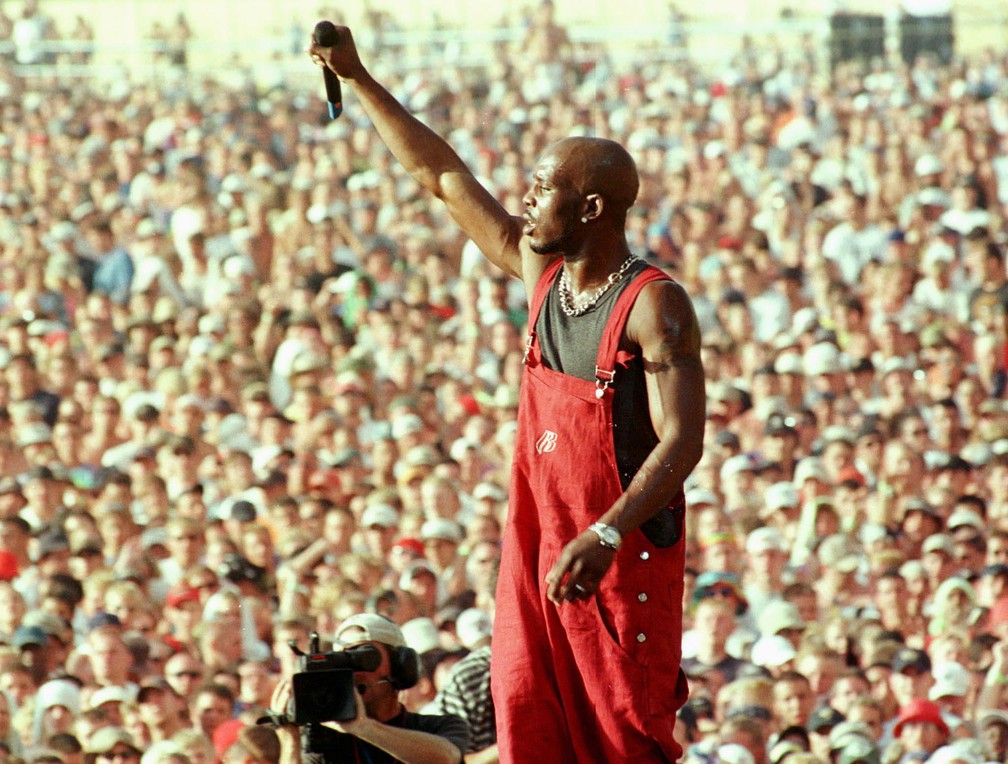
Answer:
[{"left": 491, "top": 261, "right": 689, "bottom": 763}]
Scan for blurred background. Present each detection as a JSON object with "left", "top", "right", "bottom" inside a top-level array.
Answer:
[{"left": 1, "top": 0, "right": 1005, "bottom": 89}]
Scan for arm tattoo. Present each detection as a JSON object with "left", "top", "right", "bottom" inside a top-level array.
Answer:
[{"left": 642, "top": 319, "right": 702, "bottom": 374}]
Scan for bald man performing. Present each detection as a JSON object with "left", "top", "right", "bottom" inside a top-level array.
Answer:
[{"left": 311, "top": 28, "right": 705, "bottom": 763}]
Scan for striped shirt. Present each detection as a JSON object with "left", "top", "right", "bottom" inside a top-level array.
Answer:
[{"left": 431, "top": 645, "right": 495, "bottom": 752}]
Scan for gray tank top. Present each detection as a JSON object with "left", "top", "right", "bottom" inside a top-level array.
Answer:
[{"left": 534, "top": 259, "right": 657, "bottom": 490}]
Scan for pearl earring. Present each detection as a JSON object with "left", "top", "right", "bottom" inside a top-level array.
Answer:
[{"left": 581, "top": 216, "right": 588, "bottom": 223}]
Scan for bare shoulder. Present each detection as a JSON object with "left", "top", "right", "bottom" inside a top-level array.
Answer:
[
  {"left": 517, "top": 238, "right": 561, "bottom": 298},
  {"left": 626, "top": 278, "right": 702, "bottom": 367}
]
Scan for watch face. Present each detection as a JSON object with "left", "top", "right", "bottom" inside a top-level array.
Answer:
[{"left": 592, "top": 523, "right": 620, "bottom": 547}]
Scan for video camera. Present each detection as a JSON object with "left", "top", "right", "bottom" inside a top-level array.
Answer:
[{"left": 288, "top": 632, "right": 381, "bottom": 724}]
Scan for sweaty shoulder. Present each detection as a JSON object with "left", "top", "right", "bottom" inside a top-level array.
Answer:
[
  {"left": 519, "top": 240, "right": 561, "bottom": 297},
  {"left": 625, "top": 278, "right": 702, "bottom": 362}
]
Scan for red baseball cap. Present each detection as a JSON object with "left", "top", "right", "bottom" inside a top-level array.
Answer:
[
  {"left": 893, "top": 699, "right": 949, "bottom": 739},
  {"left": 165, "top": 584, "right": 200, "bottom": 609}
]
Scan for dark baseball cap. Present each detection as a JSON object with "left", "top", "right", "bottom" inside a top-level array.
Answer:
[
  {"left": 807, "top": 706, "right": 845, "bottom": 733},
  {"left": 892, "top": 647, "right": 931, "bottom": 674},
  {"left": 12, "top": 624, "right": 47, "bottom": 649}
]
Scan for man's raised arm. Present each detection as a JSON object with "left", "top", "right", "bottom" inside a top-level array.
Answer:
[{"left": 309, "top": 26, "right": 525, "bottom": 280}]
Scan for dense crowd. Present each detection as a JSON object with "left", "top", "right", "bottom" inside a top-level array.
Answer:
[{"left": 0, "top": 0, "right": 1007, "bottom": 762}]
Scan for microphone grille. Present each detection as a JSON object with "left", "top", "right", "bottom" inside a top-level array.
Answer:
[{"left": 313, "top": 20, "right": 339, "bottom": 48}]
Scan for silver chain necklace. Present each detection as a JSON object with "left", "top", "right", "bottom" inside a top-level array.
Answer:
[{"left": 557, "top": 255, "right": 639, "bottom": 317}]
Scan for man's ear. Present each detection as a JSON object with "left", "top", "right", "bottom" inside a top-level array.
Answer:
[{"left": 583, "top": 194, "right": 604, "bottom": 221}]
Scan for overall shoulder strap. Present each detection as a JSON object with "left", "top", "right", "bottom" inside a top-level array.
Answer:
[{"left": 595, "top": 265, "right": 672, "bottom": 375}]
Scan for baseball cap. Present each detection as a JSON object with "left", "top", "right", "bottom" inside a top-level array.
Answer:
[
  {"left": 456, "top": 608, "right": 494, "bottom": 649},
  {"left": 747, "top": 527, "right": 786, "bottom": 555},
  {"left": 289, "top": 352, "right": 328, "bottom": 376},
  {"left": 396, "top": 464, "right": 429, "bottom": 487},
  {"left": 165, "top": 583, "right": 201, "bottom": 609},
  {"left": 765, "top": 482, "right": 800, "bottom": 512},
  {"left": 757, "top": 600, "right": 806, "bottom": 637},
  {"left": 718, "top": 744, "right": 755, "bottom": 764},
  {"left": 807, "top": 705, "right": 845, "bottom": 733},
  {"left": 0, "top": 550, "right": 18, "bottom": 581},
  {"left": 829, "top": 721, "right": 874, "bottom": 752},
  {"left": 922, "top": 533, "right": 954, "bottom": 557},
  {"left": 692, "top": 571, "right": 748, "bottom": 616},
  {"left": 12, "top": 624, "right": 47, "bottom": 649},
  {"left": 399, "top": 617, "right": 441, "bottom": 654},
  {"left": 361, "top": 503, "right": 399, "bottom": 529},
  {"left": 750, "top": 634, "right": 797, "bottom": 667},
  {"left": 982, "top": 564, "right": 1008, "bottom": 580},
  {"left": 84, "top": 728, "right": 141, "bottom": 764},
  {"left": 137, "top": 677, "right": 180, "bottom": 702},
  {"left": 792, "top": 307, "right": 821, "bottom": 335},
  {"left": 472, "top": 482, "right": 507, "bottom": 502},
  {"left": 946, "top": 508, "right": 985, "bottom": 532},
  {"left": 420, "top": 518, "right": 462, "bottom": 544},
  {"left": 721, "top": 453, "right": 758, "bottom": 481},
  {"left": 726, "top": 704, "right": 773, "bottom": 722},
  {"left": 893, "top": 699, "right": 948, "bottom": 738},
  {"left": 769, "top": 740, "right": 803, "bottom": 764},
  {"left": 914, "top": 154, "right": 943, "bottom": 177},
  {"left": 892, "top": 647, "right": 931, "bottom": 674},
  {"left": 918, "top": 187, "right": 951, "bottom": 208},
  {"left": 794, "top": 457, "right": 829, "bottom": 486},
  {"left": 928, "top": 662, "right": 970, "bottom": 700},
  {"left": 978, "top": 710, "right": 1008, "bottom": 729},
  {"left": 715, "top": 430, "right": 742, "bottom": 448},
  {"left": 821, "top": 426, "right": 856, "bottom": 446},
  {"left": 774, "top": 351, "right": 804, "bottom": 376},
  {"left": 87, "top": 685, "right": 129, "bottom": 711},
  {"left": 927, "top": 742, "right": 984, "bottom": 764},
  {"left": 836, "top": 737, "right": 880, "bottom": 764},
  {"left": 399, "top": 559, "right": 438, "bottom": 589},
  {"left": 18, "top": 424, "right": 52, "bottom": 448},
  {"left": 87, "top": 612, "right": 123, "bottom": 631},
  {"left": 391, "top": 537, "right": 424, "bottom": 557},
  {"left": 765, "top": 413, "right": 798, "bottom": 438},
  {"left": 804, "top": 343, "right": 841, "bottom": 377},
  {"left": 335, "top": 613, "right": 406, "bottom": 648},
  {"left": 685, "top": 488, "right": 720, "bottom": 507},
  {"left": 24, "top": 611, "right": 71, "bottom": 646},
  {"left": 817, "top": 534, "right": 862, "bottom": 573},
  {"left": 390, "top": 414, "right": 424, "bottom": 439}
]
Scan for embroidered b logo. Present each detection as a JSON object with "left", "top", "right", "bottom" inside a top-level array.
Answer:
[{"left": 536, "top": 430, "right": 558, "bottom": 454}]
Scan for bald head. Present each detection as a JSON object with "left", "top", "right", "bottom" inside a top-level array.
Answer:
[{"left": 542, "top": 137, "right": 639, "bottom": 219}]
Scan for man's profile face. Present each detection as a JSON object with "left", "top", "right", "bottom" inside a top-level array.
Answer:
[{"left": 522, "top": 150, "right": 582, "bottom": 255}]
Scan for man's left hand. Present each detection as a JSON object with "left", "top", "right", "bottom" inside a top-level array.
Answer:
[{"left": 545, "top": 531, "right": 616, "bottom": 604}]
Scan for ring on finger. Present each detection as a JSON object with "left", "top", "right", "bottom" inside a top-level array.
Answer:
[{"left": 573, "top": 584, "right": 587, "bottom": 594}]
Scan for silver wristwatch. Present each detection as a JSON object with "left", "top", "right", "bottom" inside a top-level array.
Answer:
[{"left": 588, "top": 522, "right": 622, "bottom": 551}]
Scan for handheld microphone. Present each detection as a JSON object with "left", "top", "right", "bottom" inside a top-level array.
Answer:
[{"left": 312, "top": 21, "right": 343, "bottom": 120}]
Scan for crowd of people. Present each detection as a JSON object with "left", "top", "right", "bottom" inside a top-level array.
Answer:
[{"left": 0, "top": 0, "right": 1007, "bottom": 762}]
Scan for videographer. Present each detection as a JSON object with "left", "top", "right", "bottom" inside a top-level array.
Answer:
[{"left": 268, "top": 613, "right": 469, "bottom": 764}]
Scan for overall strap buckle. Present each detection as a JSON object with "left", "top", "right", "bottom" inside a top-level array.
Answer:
[
  {"left": 594, "top": 366, "right": 615, "bottom": 399},
  {"left": 522, "top": 332, "right": 536, "bottom": 365}
]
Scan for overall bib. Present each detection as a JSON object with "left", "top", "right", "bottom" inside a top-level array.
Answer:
[{"left": 491, "top": 260, "right": 689, "bottom": 763}]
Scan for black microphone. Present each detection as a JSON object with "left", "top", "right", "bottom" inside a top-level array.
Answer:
[{"left": 312, "top": 21, "right": 343, "bottom": 120}]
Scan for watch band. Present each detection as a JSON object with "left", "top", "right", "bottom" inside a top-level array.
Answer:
[{"left": 588, "top": 522, "right": 622, "bottom": 550}]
